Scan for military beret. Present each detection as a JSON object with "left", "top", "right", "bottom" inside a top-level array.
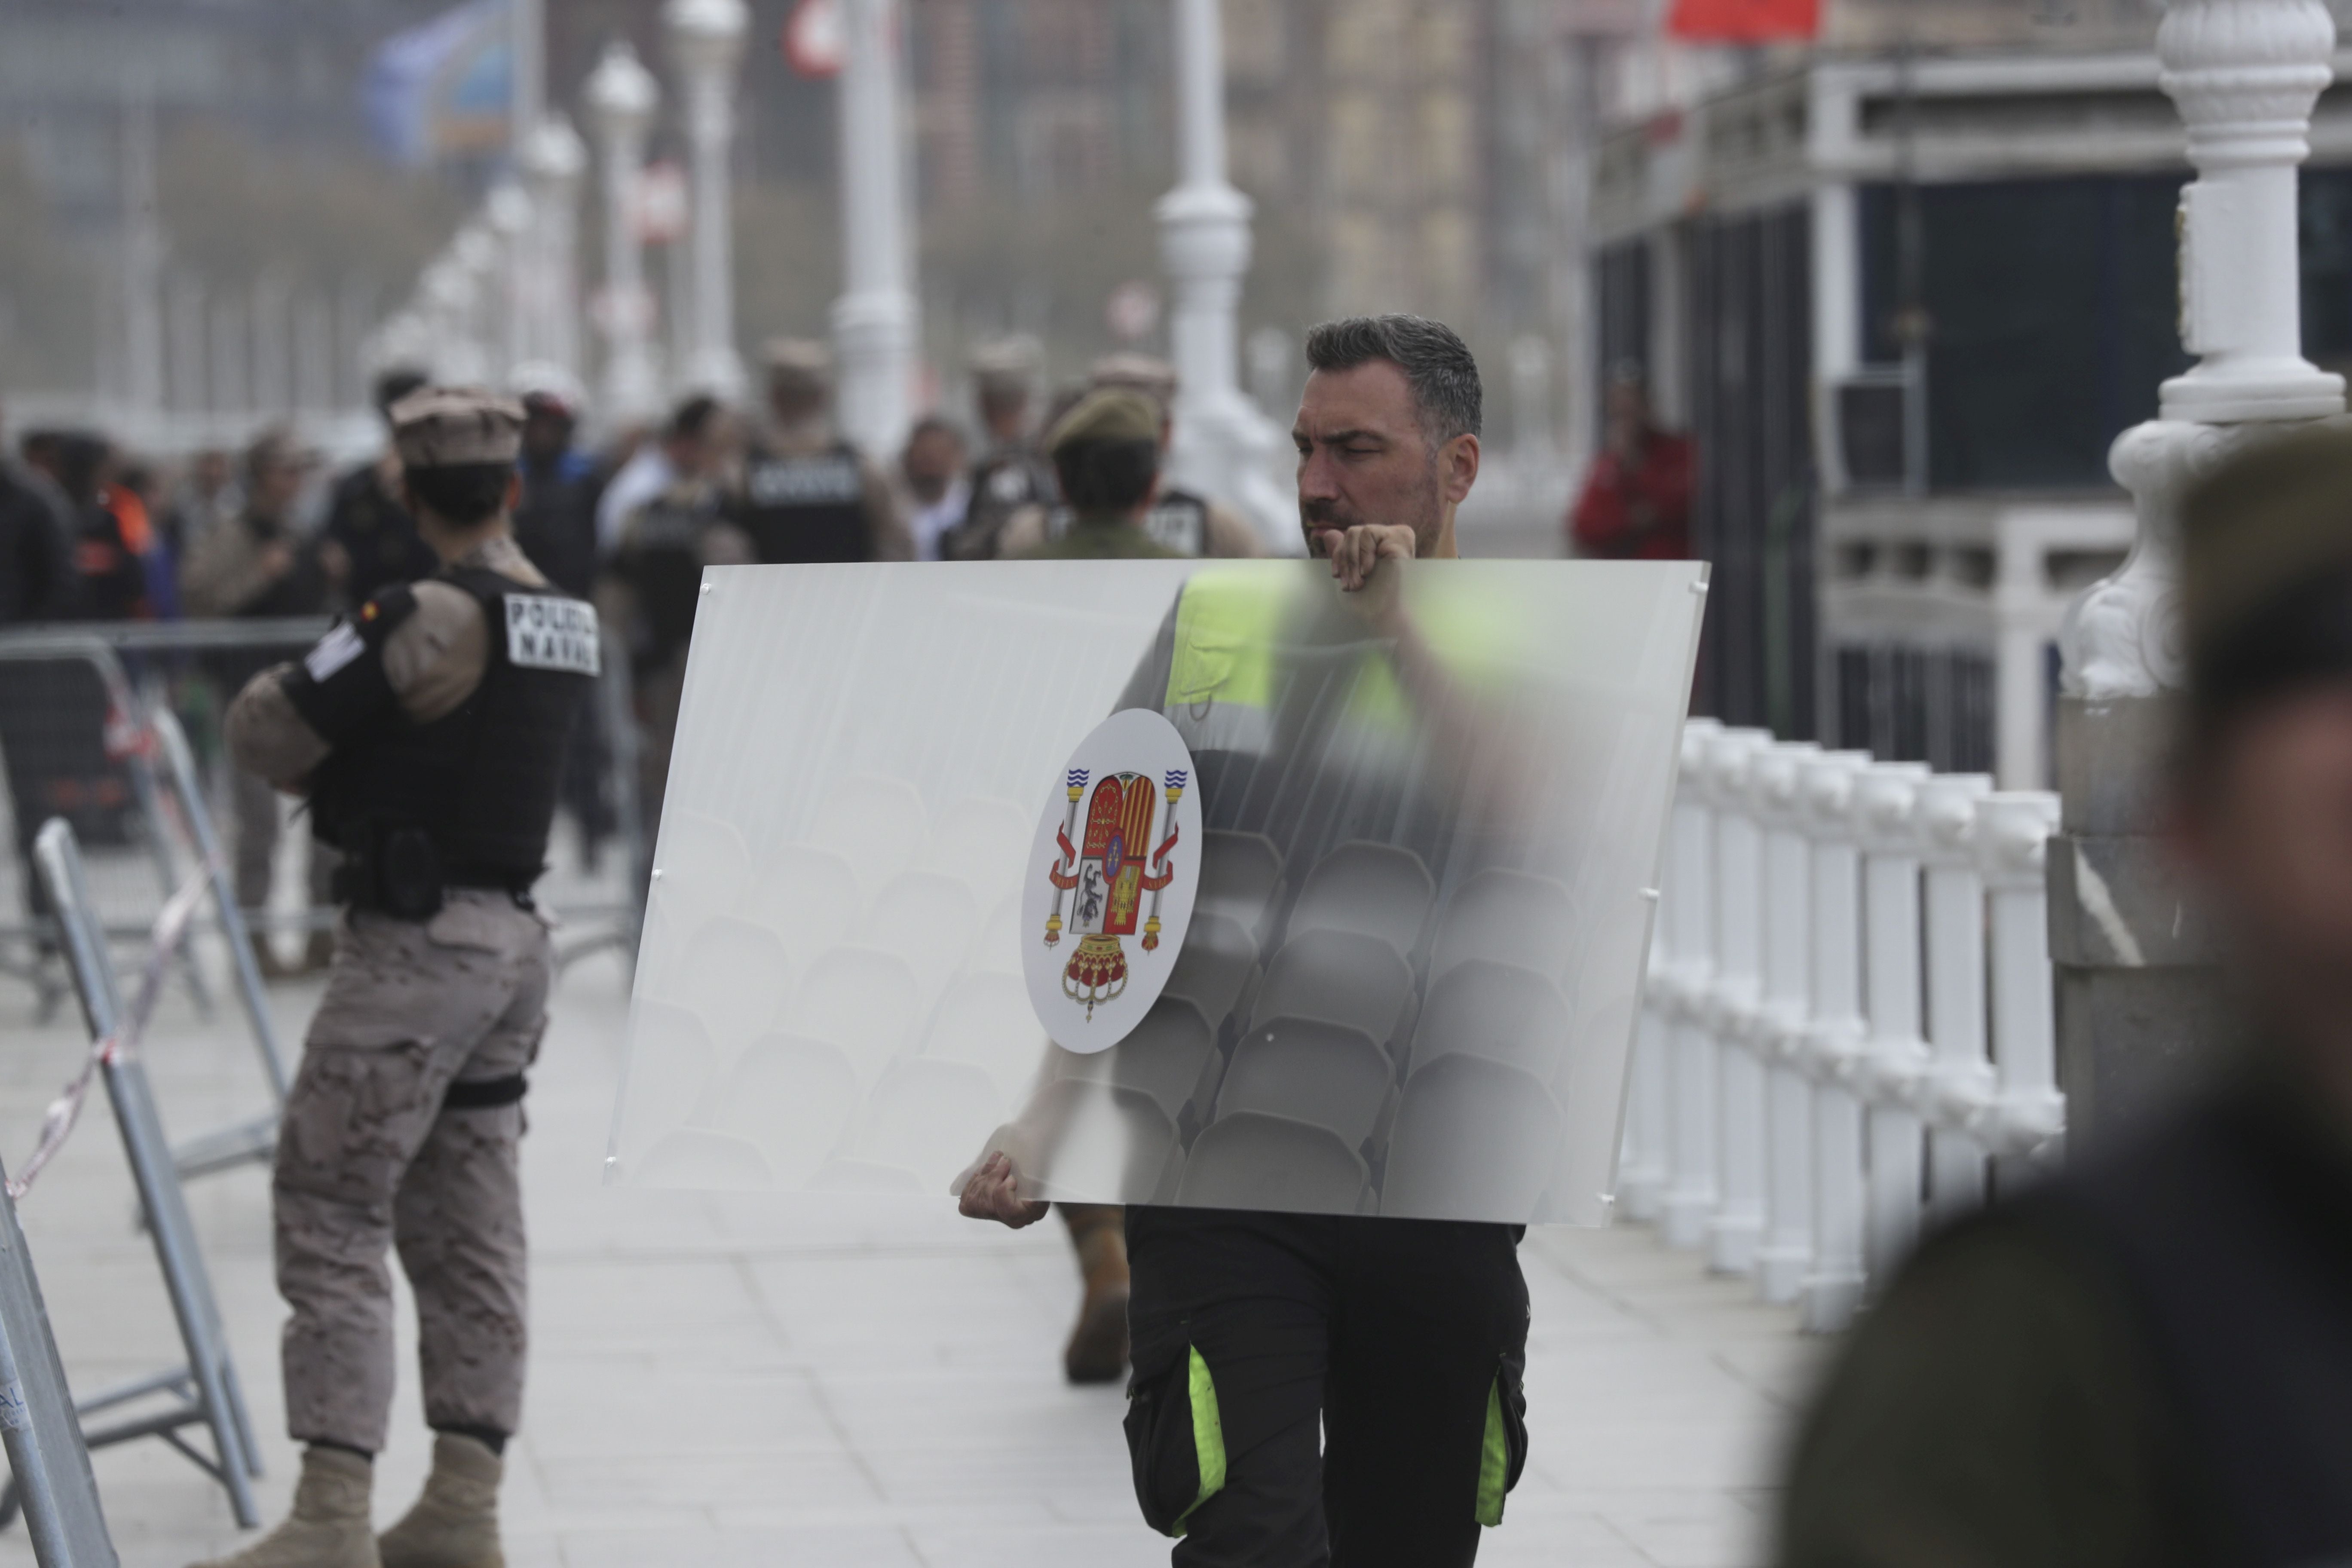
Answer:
[
  {"left": 763, "top": 336, "right": 835, "bottom": 391},
  {"left": 1088, "top": 352, "right": 1178, "bottom": 407},
  {"left": 2180, "top": 420, "right": 2352, "bottom": 715},
  {"left": 1048, "top": 388, "right": 1164, "bottom": 456},
  {"left": 389, "top": 386, "right": 524, "bottom": 468}
]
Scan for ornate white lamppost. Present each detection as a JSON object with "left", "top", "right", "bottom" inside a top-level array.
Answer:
[
  {"left": 586, "top": 41, "right": 664, "bottom": 421},
  {"left": 665, "top": 0, "right": 749, "bottom": 399},
  {"left": 1158, "top": 0, "right": 1292, "bottom": 547},
  {"left": 2053, "top": 0, "right": 2345, "bottom": 1133},
  {"left": 522, "top": 113, "right": 588, "bottom": 377},
  {"left": 831, "top": 0, "right": 918, "bottom": 456},
  {"left": 485, "top": 182, "right": 534, "bottom": 382}
]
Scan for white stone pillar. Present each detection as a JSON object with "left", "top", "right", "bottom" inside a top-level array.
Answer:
[
  {"left": 1158, "top": 0, "right": 1292, "bottom": 548},
  {"left": 1703, "top": 728, "right": 1773, "bottom": 1277},
  {"left": 522, "top": 114, "right": 588, "bottom": 378},
  {"left": 587, "top": 42, "right": 664, "bottom": 423},
  {"left": 486, "top": 182, "right": 534, "bottom": 381},
  {"left": 1661, "top": 718, "right": 1722, "bottom": 1250},
  {"left": 666, "top": 0, "right": 749, "bottom": 400},
  {"left": 2054, "top": 0, "right": 2345, "bottom": 1138},
  {"left": 1752, "top": 739, "right": 1821, "bottom": 1305},
  {"left": 832, "top": 0, "right": 918, "bottom": 458},
  {"left": 1798, "top": 749, "right": 1872, "bottom": 1334},
  {"left": 1916, "top": 772, "right": 1994, "bottom": 1222}
]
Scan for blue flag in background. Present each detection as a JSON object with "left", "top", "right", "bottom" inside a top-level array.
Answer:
[{"left": 364, "top": 0, "right": 514, "bottom": 166}]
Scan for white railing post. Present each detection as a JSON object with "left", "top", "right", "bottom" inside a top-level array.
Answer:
[
  {"left": 1854, "top": 761, "right": 1933, "bottom": 1283},
  {"left": 1751, "top": 739, "right": 1820, "bottom": 1304},
  {"left": 1917, "top": 773, "right": 1994, "bottom": 1223},
  {"left": 1797, "top": 750, "right": 1872, "bottom": 1332},
  {"left": 1661, "top": 719, "right": 1723, "bottom": 1249},
  {"left": 1703, "top": 727, "right": 1774, "bottom": 1275},
  {"left": 1978, "top": 792, "right": 2066, "bottom": 1166}
]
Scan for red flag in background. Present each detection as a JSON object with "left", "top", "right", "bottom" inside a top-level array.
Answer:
[{"left": 1667, "top": 0, "right": 1821, "bottom": 40}]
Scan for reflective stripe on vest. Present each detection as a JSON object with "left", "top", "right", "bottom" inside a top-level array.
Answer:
[
  {"left": 1171, "top": 1345, "right": 1228, "bottom": 1537},
  {"left": 1476, "top": 1377, "right": 1510, "bottom": 1527}
]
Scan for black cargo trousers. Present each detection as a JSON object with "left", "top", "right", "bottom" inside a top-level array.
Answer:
[{"left": 1123, "top": 1208, "right": 1531, "bottom": 1567}]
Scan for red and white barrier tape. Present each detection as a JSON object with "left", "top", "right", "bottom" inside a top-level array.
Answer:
[{"left": 9, "top": 868, "right": 216, "bottom": 1200}]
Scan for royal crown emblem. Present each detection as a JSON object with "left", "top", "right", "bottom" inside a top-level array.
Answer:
[{"left": 1022, "top": 709, "right": 1203, "bottom": 1051}]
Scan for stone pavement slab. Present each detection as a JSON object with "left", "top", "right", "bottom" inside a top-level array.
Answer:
[{"left": 0, "top": 935, "right": 1816, "bottom": 1568}]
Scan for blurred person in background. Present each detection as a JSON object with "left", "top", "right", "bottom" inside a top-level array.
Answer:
[
  {"left": 510, "top": 366, "right": 617, "bottom": 871},
  {"left": 0, "top": 413, "right": 83, "bottom": 932},
  {"left": 996, "top": 354, "right": 1264, "bottom": 558},
  {"left": 325, "top": 367, "right": 436, "bottom": 604},
  {"left": 161, "top": 447, "right": 242, "bottom": 567},
  {"left": 1568, "top": 362, "right": 1692, "bottom": 561},
  {"left": 598, "top": 393, "right": 740, "bottom": 838},
  {"left": 112, "top": 459, "right": 182, "bottom": 622},
  {"left": 27, "top": 429, "right": 153, "bottom": 621},
  {"left": 893, "top": 415, "right": 969, "bottom": 562},
  {"left": 0, "top": 413, "right": 75, "bottom": 625},
  {"left": 184, "top": 430, "right": 337, "bottom": 978},
  {"left": 1777, "top": 424, "right": 2352, "bottom": 1568},
  {"left": 732, "top": 337, "right": 912, "bottom": 564},
  {"left": 944, "top": 334, "right": 1054, "bottom": 560}
]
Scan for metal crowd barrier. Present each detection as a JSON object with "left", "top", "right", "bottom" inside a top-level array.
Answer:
[
  {"left": 1617, "top": 720, "right": 2063, "bottom": 1334},
  {"left": 23, "top": 820, "right": 261, "bottom": 1531},
  {"left": 0, "top": 619, "right": 648, "bottom": 1171},
  {"left": 0, "top": 1151, "right": 118, "bottom": 1566}
]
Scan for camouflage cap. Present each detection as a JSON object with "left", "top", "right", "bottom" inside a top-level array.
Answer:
[
  {"left": 763, "top": 337, "right": 835, "bottom": 394},
  {"left": 389, "top": 386, "right": 524, "bottom": 468},
  {"left": 1088, "top": 352, "right": 1178, "bottom": 408},
  {"left": 2180, "top": 421, "right": 2352, "bottom": 712},
  {"left": 969, "top": 333, "right": 1043, "bottom": 394},
  {"left": 1047, "top": 388, "right": 1164, "bottom": 456}
]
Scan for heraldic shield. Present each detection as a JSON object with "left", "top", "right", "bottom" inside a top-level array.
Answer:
[{"left": 1023, "top": 708, "right": 1203, "bottom": 1051}]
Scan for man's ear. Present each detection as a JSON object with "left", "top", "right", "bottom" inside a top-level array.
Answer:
[{"left": 1442, "top": 432, "right": 1480, "bottom": 505}]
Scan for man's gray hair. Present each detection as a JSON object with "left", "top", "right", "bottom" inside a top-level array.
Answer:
[{"left": 1303, "top": 314, "right": 1482, "bottom": 444}]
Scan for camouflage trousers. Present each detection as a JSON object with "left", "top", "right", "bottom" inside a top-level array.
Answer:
[{"left": 273, "top": 890, "right": 552, "bottom": 1454}]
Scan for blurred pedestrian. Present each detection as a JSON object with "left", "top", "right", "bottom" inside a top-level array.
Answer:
[
  {"left": 0, "top": 415, "right": 74, "bottom": 625},
  {"left": 1005, "top": 389, "right": 1183, "bottom": 565},
  {"left": 997, "top": 353, "right": 1265, "bottom": 557},
  {"left": 944, "top": 334, "right": 1054, "bottom": 560},
  {"left": 599, "top": 394, "right": 740, "bottom": 837},
  {"left": 511, "top": 365, "right": 617, "bottom": 870},
  {"left": 893, "top": 415, "right": 969, "bottom": 561},
  {"left": 732, "top": 337, "right": 912, "bottom": 563},
  {"left": 325, "top": 366, "right": 436, "bottom": 605},
  {"left": 205, "top": 388, "right": 595, "bottom": 1568},
  {"left": 112, "top": 459, "right": 181, "bottom": 622},
  {"left": 1568, "top": 362, "right": 1692, "bottom": 560},
  {"left": 184, "top": 429, "right": 336, "bottom": 977},
  {"left": 28, "top": 430, "right": 153, "bottom": 620},
  {"left": 160, "top": 447, "right": 242, "bottom": 568},
  {"left": 0, "top": 414, "right": 83, "bottom": 927},
  {"left": 1776, "top": 423, "right": 2352, "bottom": 1568}
]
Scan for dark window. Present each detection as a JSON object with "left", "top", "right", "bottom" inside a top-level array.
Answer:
[{"left": 1860, "top": 175, "right": 2189, "bottom": 491}]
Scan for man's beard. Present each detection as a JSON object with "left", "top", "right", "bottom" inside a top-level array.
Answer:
[{"left": 1298, "top": 461, "right": 1445, "bottom": 557}]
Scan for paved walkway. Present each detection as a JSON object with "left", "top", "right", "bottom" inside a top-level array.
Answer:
[{"left": 0, "top": 933, "right": 1816, "bottom": 1568}]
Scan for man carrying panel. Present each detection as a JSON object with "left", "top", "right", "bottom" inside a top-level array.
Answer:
[
  {"left": 965, "top": 317, "right": 1531, "bottom": 1566},
  {"left": 205, "top": 388, "right": 598, "bottom": 1568},
  {"left": 733, "top": 337, "right": 913, "bottom": 566}
]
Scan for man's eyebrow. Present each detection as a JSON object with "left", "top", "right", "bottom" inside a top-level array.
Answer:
[{"left": 1300, "top": 427, "right": 1386, "bottom": 447}]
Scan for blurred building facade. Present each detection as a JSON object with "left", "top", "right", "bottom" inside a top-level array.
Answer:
[{"left": 1589, "top": 0, "right": 2352, "bottom": 788}]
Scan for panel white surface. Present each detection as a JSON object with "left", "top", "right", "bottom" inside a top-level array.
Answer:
[{"left": 608, "top": 558, "right": 1704, "bottom": 1224}]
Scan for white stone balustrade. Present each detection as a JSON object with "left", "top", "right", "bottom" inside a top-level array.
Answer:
[{"left": 1625, "top": 725, "right": 2064, "bottom": 1332}]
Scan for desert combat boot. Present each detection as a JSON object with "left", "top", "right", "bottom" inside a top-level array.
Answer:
[
  {"left": 192, "top": 1445, "right": 377, "bottom": 1568},
  {"left": 376, "top": 1432, "right": 505, "bottom": 1568}
]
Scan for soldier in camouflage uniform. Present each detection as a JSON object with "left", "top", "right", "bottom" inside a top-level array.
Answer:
[{"left": 205, "top": 388, "right": 597, "bottom": 1568}]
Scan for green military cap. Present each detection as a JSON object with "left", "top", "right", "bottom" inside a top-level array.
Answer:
[
  {"left": 1047, "top": 388, "right": 1164, "bottom": 456},
  {"left": 389, "top": 386, "right": 524, "bottom": 468},
  {"left": 1088, "top": 352, "right": 1178, "bottom": 408},
  {"left": 2179, "top": 421, "right": 2352, "bottom": 715},
  {"left": 763, "top": 336, "right": 835, "bottom": 394}
]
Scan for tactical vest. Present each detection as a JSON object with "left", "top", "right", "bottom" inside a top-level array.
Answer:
[
  {"left": 946, "top": 448, "right": 1055, "bottom": 560},
  {"left": 613, "top": 488, "right": 723, "bottom": 671},
  {"left": 1047, "top": 488, "right": 1210, "bottom": 557},
  {"left": 291, "top": 566, "right": 597, "bottom": 903},
  {"left": 738, "top": 441, "right": 869, "bottom": 563}
]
